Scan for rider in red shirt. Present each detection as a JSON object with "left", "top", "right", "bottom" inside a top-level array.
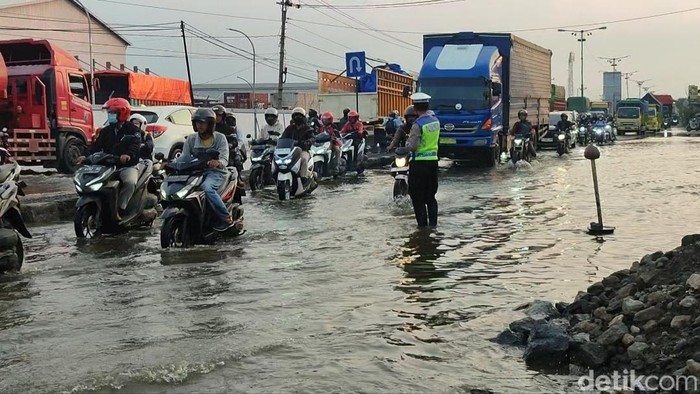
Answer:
[
  {"left": 340, "top": 111, "right": 365, "bottom": 137},
  {"left": 318, "top": 111, "right": 341, "bottom": 176}
]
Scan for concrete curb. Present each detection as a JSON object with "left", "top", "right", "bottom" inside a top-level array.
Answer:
[{"left": 23, "top": 196, "right": 77, "bottom": 225}]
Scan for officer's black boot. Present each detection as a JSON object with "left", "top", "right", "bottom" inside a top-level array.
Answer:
[
  {"left": 412, "top": 202, "right": 428, "bottom": 227},
  {"left": 427, "top": 200, "right": 438, "bottom": 227}
]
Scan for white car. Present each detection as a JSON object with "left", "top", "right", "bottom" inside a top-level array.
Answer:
[{"left": 131, "top": 106, "right": 197, "bottom": 160}]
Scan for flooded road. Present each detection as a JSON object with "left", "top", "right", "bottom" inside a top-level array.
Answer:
[{"left": 2, "top": 137, "right": 699, "bottom": 393}]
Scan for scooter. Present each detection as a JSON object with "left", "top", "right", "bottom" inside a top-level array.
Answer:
[
  {"left": 0, "top": 144, "right": 31, "bottom": 274},
  {"left": 272, "top": 138, "right": 318, "bottom": 201},
  {"left": 148, "top": 152, "right": 166, "bottom": 198},
  {"left": 556, "top": 130, "right": 569, "bottom": 156},
  {"left": 510, "top": 134, "right": 532, "bottom": 165},
  {"left": 340, "top": 131, "right": 366, "bottom": 175},
  {"left": 74, "top": 152, "right": 158, "bottom": 238},
  {"left": 159, "top": 149, "right": 244, "bottom": 248},
  {"left": 391, "top": 147, "right": 410, "bottom": 198},
  {"left": 247, "top": 135, "right": 276, "bottom": 191},
  {"left": 311, "top": 133, "right": 345, "bottom": 179}
]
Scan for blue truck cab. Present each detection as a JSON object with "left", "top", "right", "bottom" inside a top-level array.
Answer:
[{"left": 418, "top": 32, "right": 552, "bottom": 166}]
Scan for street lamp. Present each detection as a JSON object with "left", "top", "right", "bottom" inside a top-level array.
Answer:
[
  {"left": 74, "top": 0, "right": 94, "bottom": 105},
  {"left": 228, "top": 28, "right": 257, "bottom": 134},
  {"left": 634, "top": 79, "right": 650, "bottom": 98},
  {"left": 559, "top": 26, "right": 607, "bottom": 98}
]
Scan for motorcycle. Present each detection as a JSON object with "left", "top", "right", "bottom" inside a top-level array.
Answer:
[
  {"left": 0, "top": 144, "right": 31, "bottom": 274},
  {"left": 247, "top": 135, "right": 276, "bottom": 191},
  {"left": 148, "top": 152, "right": 166, "bottom": 198},
  {"left": 510, "top": 134, "right": 532, "bottom": 165},
  {"left": 687, "top": 116, "right": 700, "bottom": 132},
  {"left": 159, "top": 149, "right": 244, "bottom": 248},
  {"left": 340, "top": 131, "right": 366, "bottom": 175},
  {"left": 272, "top": 138, "right": 318, "bottom": 201},
  {"left": 74, "top": 152, "right": 158, "bottom": 238},
  {"left": 556, "top": 129, "right": 569, "bottom": 156},
  {"left": 391, "top": 147, "right": 410, "bottom": 198},
  {"left": 311, "top": 133, "right": 345, "bottom": 179},
  {"left": 577, "top": 125, "right": 589, "bottom": 145},
  {"left": 593, "top": 123, "right": 612, "bottom": 145}
]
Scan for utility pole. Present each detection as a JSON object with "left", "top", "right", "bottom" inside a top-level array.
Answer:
[
  {"left": 599, "top": 55, "right": 628, "bottom": 72},
  {"left": 180, "top": 21, "right": 194, "bottom": 106},
  {"left": 623, "top": 71, "right": 637, "bottom": 99},
  {"left": 276, "top": 1, "right": 300, "bottom": 109},
  {"left": 634, "top": 79, "right": 650, "bottom": 98},
  {"left": 559, "top": 26, "right": 607, "bottom": 98}
]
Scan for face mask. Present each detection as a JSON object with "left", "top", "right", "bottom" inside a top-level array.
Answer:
[
  {"left": 107, "top": 113, "right": 118, "bottom": 124},
  {"left": 265, "top": 117, "right": 277, "bottom": 126},
  {"left": 293, "top": 116, "right": 306, "bottom": 126}
]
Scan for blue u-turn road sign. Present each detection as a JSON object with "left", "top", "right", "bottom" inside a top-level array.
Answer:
[{"left": 345, "top": 51, "right": 366, "bottom": 78}]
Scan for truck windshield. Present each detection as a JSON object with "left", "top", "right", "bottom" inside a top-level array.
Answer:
[
  {"left": 617, "top": 107, "right": 640, "bottom": 119},
  {"left": 417, "top": 77, "right": 489, "bottom": 110},
  {"left": 648, "top": 109, "right": 657, "bottom": 116}
]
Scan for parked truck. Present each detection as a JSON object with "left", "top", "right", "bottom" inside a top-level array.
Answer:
[
  {"left": 550, "top": 84, "right": 566, "bottom": 111},
  {"left": 0, "top": 39, "right": 93, "bottom": 172},
  {"left": 417, "top": 32, "right": 552, "bottom": 166},
  {"left": 93, "top": 70, "right": 191, "bottom": 107},
  {"left": 567, "top": 96, "right": 591, "bottom": 113},
  {"left": 616, "top": 99, "right": 649, "bottom": 136},
  {"left": 590, "top": 101, "right": 610, "bottom": 115}
]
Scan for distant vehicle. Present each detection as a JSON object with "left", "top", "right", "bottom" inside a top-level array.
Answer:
[
  {"left": 567, "top": 96, "right": 591, "bottom": 113},
  {"left": 687, "top": 114, "right": 700, "bottom": 132},
  {"left": 646, "top": 104, "right": 661, "bottom": 133},
  {"left": 418, "top": 31, "right": 552, "bottom": 167},
  {"left": 616, "top": 99, "right": 649, "bottom": 136},
  {"left": 590, "top": 101, "right": 610, "bottom": 115}
]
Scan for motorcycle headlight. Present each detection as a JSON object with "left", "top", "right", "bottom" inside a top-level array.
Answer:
[
  {"left": 283, "top": 158, "right": 292, "bottom": 165},
  {"left": 88, "top": 182, "right": 103, "bottom": 191},
  {"left": 605, "top": 125, "right": 612, "bottom": 132},
  {"left": 395, "top": 157, "right": 407, "bottom": 168},
  {"left": 557, "top": 134, "right": 566, "bottom": 141},
  {"left": 595, "top": 128, "right": 603, "bottom": 134},
  {"left": 514, "top": 138, "right": 523, "bottom": 146},
  {"left": 579, "top": 127, "right": 586, "bottom": 132}
]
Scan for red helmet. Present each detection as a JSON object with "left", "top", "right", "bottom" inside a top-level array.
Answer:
[
  {"left": 348, "top": 111, "right": 359, "bottom": 118},
  {"left": 103, "top": 98, "right": 131, "bottom": 122},
  {"left": 321, "top": 111, "right": 334, "bottom": 126}
]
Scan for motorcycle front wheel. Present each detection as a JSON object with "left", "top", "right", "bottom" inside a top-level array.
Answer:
[
  {"left": 277, "top": 180, "right": 290, "bottom": 201},
  {"left": 249, "top": 168, "right": 264, "bottom": 191},
  {"left": 74, "top": 204, "right": 101, "bottom": 239},
  {"left": 393, "top": 179, "right": 408, "bottom": 199},
  {"left": 160, "top": 215, "right": 189, "bottom": 248},
  {"left": 313, "top": 161, "right": 324, "bottom": 178}
]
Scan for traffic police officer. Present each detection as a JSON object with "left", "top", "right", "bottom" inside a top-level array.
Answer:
[{"left": 405, "top": 92, "right": 440, "bottom": 227}]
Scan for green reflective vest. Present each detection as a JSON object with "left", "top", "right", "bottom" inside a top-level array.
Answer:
[{"left": 414, "top": 114, "right": 440, "bottom": 161}]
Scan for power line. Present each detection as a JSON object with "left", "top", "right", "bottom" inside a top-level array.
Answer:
[
  {"left": 92, "top": 0, "right": 280, "bottom": 23},
  {"left": 302, "top": 0, "right": 467, "bottom": 9}
]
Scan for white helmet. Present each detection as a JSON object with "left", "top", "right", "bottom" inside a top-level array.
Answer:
[
  {"left": 265, "top": 107, "right": 279, "bottom": 116},
  {"left": 291, "top": 107, "right": 306, "bottom": 117},
  {"left": 128, "top": 113, "right": 148, "bottom": 131}
]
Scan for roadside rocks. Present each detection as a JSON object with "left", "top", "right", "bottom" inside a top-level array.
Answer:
[{"left": 496, "top": 234, "right": 700, "bottom": 377}]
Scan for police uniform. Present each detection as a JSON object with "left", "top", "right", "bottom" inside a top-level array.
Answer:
[{"left": 405, "top": 93, "right": 440, "bottom": 227}]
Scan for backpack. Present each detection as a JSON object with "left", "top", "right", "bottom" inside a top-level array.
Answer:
[{"left": 385, "top": 117, "right": 398, "bottom": 134}]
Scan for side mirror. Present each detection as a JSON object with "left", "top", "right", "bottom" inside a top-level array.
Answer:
[
  {"left": 492, "top": 82, "right": 502, "bottom": 97},
  {"left": 154, "top": 152, "right": 165, "bottom": 161},
  {"left": 246, "top": 134, "right": 251, "bottom": 139}
]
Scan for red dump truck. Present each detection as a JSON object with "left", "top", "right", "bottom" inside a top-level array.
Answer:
[
  {"left": 93, "top": 70, "right": 191, "bottom": 107},
  {"left": 0, "top": 38, "right": 94, "bottom": 172}
]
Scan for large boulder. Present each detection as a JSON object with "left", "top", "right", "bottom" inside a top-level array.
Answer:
[
  {"left": 523, "top": 321, "right": 569, "bottom": 369},
  {"left": 525, "top": 300, "right": 560, "bottom": 320},
  {"left": 596, "top": 323, "right": 629, "bottom": 346}
]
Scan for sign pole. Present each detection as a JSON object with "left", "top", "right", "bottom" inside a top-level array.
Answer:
[{"left": 355, "top": 77, "right": 359, "bottom": 112}]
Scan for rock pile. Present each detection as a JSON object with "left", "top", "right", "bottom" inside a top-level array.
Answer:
[{"left": 496, "top": 234, "right": 700, "bottom": 378}]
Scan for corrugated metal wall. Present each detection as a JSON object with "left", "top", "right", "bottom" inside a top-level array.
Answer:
[{"left": 510, "top": 35, "right": 552, "bottom": 131}]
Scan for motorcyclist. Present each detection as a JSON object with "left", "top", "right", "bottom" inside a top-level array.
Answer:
[
  {"left": 405, "top": 93, "right": 440, "bottom": 227},
  {"left": 308, "top": 108, "right": 321, "bottom": 133},
  {"left": 508, "top": 109, "right": 537, "bottom": 158},
  {"left": 388, "top": 105, "right": 417, "bottom": 152},
  {"left": 338, "top": 108, "right": 351, "bottom": 130},
  {"left": 340, "top": 111, "right": 366, "bottom": 173},
  {"left": 281, "top": 107, "right": 315, "bottom": 185},
  {"left": 212, "top": 105, "right": 234, "bottom": 136},
  {"left": 79, "top": 98, "right": 141, "bottom": 219},
  {"left": 318, "top": 111, "right": 341, "bottom": 176},
  {"left": 261, "top": 107, "right": 284, "bottom": 140},
  {"left": 556, "top": 113, "right": 575, "bottom": 144},
  {"left": 128, "top": 113, "right": 154, "bottom": 161},
  {"left": 379, "top": 111, "right": 401, "bottom": 153},
  {"left": 174, "top": 108, "right": 234, "bottom": 232}
]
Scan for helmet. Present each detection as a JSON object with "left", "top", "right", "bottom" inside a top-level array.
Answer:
[
  {"left": 348, "top": 111, "right": 359, "bottom": 118},
  {"left": 321, "top": 111, "right": 334, "bottom": 126},
  {"left": 404, "top": 105, "right": 417, "bottom": 118},
  {"left": 308, "top": 109, "right": 318, "bottom": 119},
  {"left": 102, "top": 98, "right": 131, "bottom": 122},
  {"left": 128, "top": 113, "right": 148, "bottom": 131},
  {"left": 212, "top": 105, "right": 226, "bottom": 116},
  {"left": 264, "top": 107, "right": 279, "bottom": 126},
  {"left": 561, "top": 113, "right": 568, "bottom": 120},
  {"left": 518, "top": 109, "right": 528, "bottom": 117},
  {"left": 342, "top": 108, "right": 351, "bottom": 116},
  {"left": 264, "top": 107, "right": 279, "bottom": 117},
  {"left": 191, "top": 107, "right": 216, "bottom": 133},
  {"left": 291, "top": 107, "right": 306, "bottom": 117}
]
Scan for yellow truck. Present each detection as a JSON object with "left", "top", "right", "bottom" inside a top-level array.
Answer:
[{"left": 646, "top": 104, "right": 661, "bottom": 133}]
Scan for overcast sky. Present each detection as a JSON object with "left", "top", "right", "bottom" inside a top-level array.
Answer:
[{"left": 85, "top": 0, "right": 699, "bottom": 98}]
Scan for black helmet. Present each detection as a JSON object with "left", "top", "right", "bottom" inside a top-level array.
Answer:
[
  {"left": 518, "top": 109, "right": 528, "bottom": 117},
  {"left": 212, "top": 105, "right": 226, "bottom": 117},
  {"left": 561, "top": 113, "right": 568, "bottom": 120},
  {"left": 308, "top": 109, "right": 318, "bottom": 119},
  {"left": 192, "top": 107, "right": 216, "bottom": 133},
  {"left": 342, "top": 108, "right": 350, "bottom": 117},
  {"left": 404, "top": 105, "right": 417, "bottom": 118}
]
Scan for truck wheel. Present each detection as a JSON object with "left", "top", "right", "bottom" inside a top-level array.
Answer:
[
  {"left": 479, "top": 146, "right": 498, "bottom": 168},
  {"left": 59, "top": 136, "right": 87, "bottom": 174}
]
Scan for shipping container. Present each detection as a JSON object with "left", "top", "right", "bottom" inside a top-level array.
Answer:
[{"left": 269, "top": 91, "right": 318, "bottom": 111}]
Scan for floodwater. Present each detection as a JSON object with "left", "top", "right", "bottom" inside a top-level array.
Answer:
[{"left": 2, "top": 136, "right": 699, "bottom": 393}]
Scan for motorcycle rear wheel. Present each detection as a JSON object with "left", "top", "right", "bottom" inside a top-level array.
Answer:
[
  {"left": 74, "top": 204, "right": 101, "bottom": 239},
  {"left": 160, "top": 216, "right": 189, "bottom": 248}
]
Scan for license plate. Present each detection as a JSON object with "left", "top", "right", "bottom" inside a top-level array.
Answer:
[
  {"left": 440, "top": 138, "right": 457, "bottom": 144},
  {"left": 82, "top": 166, "right": 101, "bottom": 174},
  {"left": 167, "top": 175, "right": 190, "bottom": 183},
  {"left": 541, "top": 138, "right": 553, "bottom": 142}
]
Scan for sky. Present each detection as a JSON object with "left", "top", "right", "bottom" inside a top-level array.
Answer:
[{"left": 84, "top": 0, "right": 700, "bottom": 99}]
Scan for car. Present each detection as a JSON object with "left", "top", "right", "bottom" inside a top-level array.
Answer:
[
  {"left": 131, "top": 106, "right": 197, "bottom": 160},
  {"left": 540, "top": 110, "right": 578, "bottom": 149}
]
